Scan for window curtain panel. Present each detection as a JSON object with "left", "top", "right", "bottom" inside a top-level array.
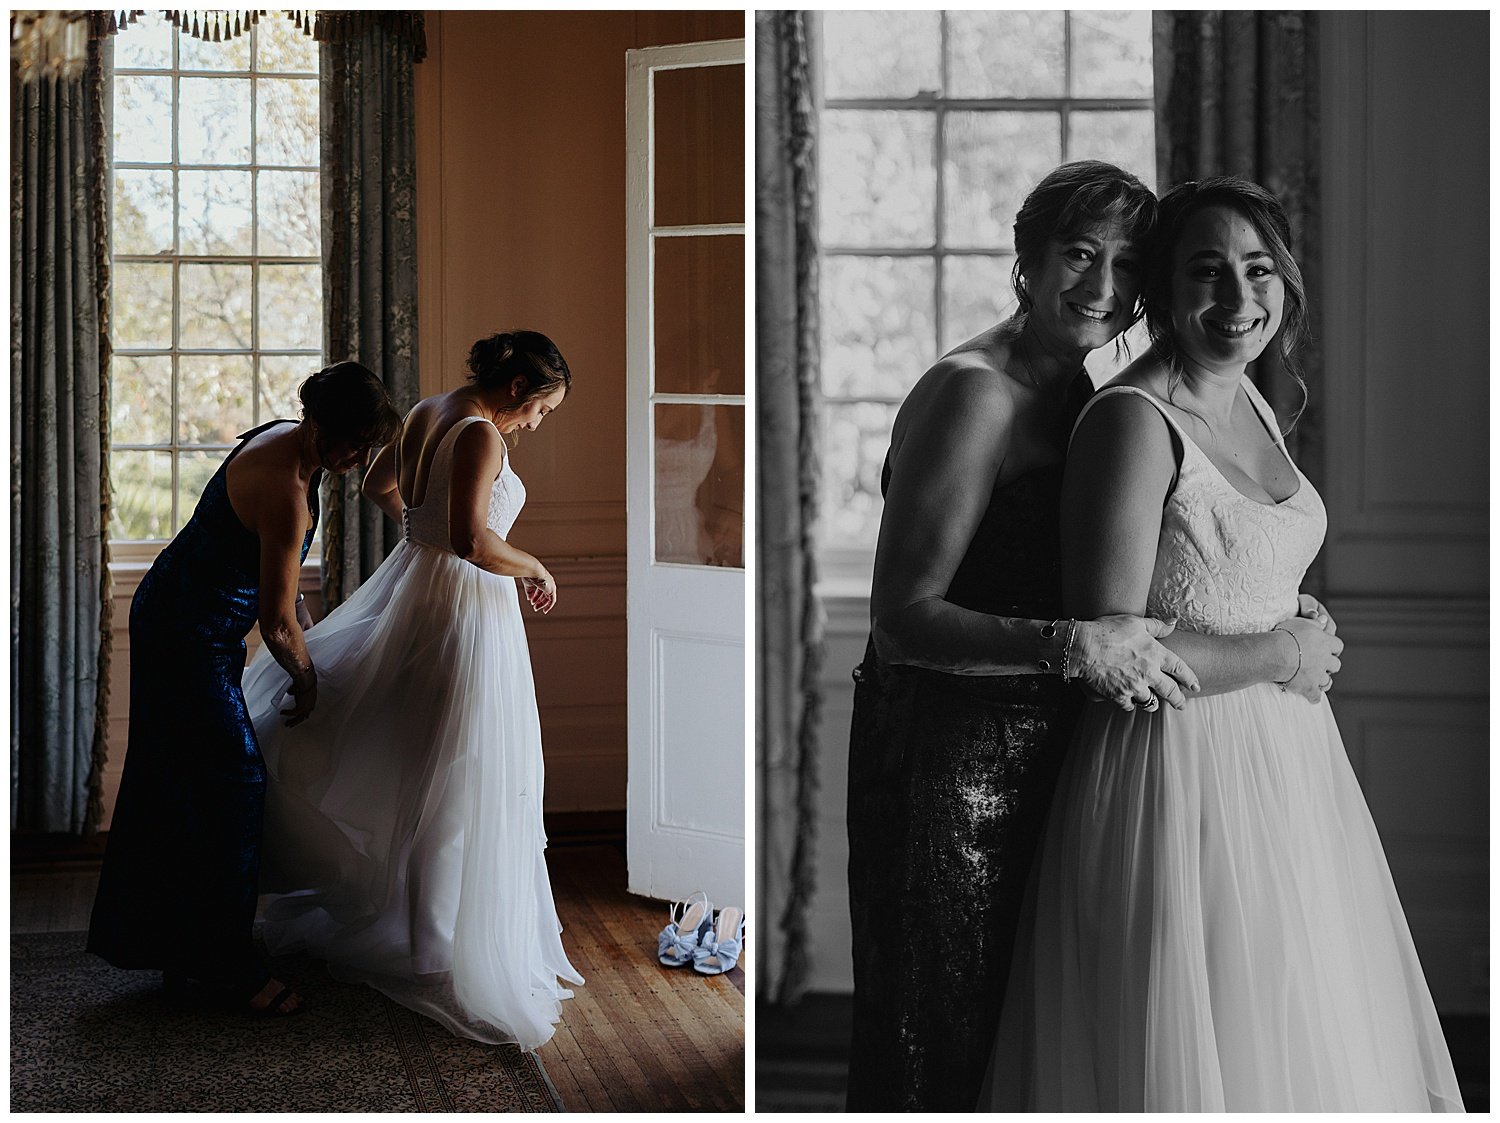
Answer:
[
  {"left": 1153, "top": 11, "right": 1322, "bottom": 477},
  {"left": 756, "top": 10, "right": 823, "bottom": 1006},
  {"left": 11, "top": 38, "right": 113, "bottom": 833},
  {"left": 318, "top": 17, "right": 422, "bottom": 609}
]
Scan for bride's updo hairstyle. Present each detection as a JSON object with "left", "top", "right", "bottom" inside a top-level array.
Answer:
[
  {"left": 298, "top": 360, "right": 402, "bottom": 449},
  {"left": 1011, "top": 159, "right": 1157, "bottom": 326},
  {"left": 1145, "top": 176, "right": 1309, "bottom": 426},
  {"left": 467, "top": 330, "right": 572, "bottom": 408}
]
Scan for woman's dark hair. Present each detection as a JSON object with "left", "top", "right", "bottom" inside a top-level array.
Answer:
[
  {"left": 1011, "top": 159, "right": 1158, "bottom": 326},
  {"left": 1144, "top": 176, "right": 1309, "bottom": 425},
  {"left": 298, "top": 361, "right": 402, "bottom": 448},
  {"left": 466, "top": 330, "right": 572, "bottom": 405}
]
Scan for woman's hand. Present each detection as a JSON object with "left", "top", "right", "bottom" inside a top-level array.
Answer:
[
  {"left": 280, "top": 669, "right": 317, "bottom": 727},
  {"left": 1073, "top": 615, "right": 1201, "bottom": 712},
  {"left": 1297, "top": 592, "right": 1337, "bottom": 635},
  {"left": 1273, "top": 614, "right": 1344, "bottom": 704},
  {"left": 295, "top": 597, "right": 314, "bottom": 632},
  {"left": 522, "top": 568, "right": 557, "bottom": 614}
]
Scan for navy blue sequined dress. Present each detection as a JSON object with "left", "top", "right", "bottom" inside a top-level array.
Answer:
[
  {"left": 845, "top": 383, "right": 1089, "bottom": 1112},
  {"left": 88, "top": 421, "right": 318, "bottom": 989}
]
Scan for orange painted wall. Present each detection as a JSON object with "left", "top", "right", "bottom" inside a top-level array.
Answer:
[{"left": 413, "top": 11, "right": 746, "bottom": 811}]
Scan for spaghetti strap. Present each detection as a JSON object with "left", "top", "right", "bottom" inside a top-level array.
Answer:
[{"left": 1068, "top": 384, "right": 1187, "bottom": 450}]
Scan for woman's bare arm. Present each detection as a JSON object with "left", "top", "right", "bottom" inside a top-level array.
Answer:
[
  {"left": 446, "top": 421, "right": 553, "bottom": 593},
  {"left": 870, "top": 363, "right": 1056, "bottom": 675},
  {"left": 251, "top": 485, "right": 318, "bottom": 724},
  {"left": 362, "top": 439, "right": 403, "bottom": 524}
]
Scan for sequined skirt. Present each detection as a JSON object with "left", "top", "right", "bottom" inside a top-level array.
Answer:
[{"left": 845, "top": 638, "right": 1082, "bottom": 1111}]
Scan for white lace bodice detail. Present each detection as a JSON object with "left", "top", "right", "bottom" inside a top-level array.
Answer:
[
  {"left": 402, "top": 415, "right": 526, "bottom": 550},
  {"left": 1074, "top": 381, "right": 1326, "bottom": 636}
]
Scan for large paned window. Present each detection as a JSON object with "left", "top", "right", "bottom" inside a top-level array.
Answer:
[
  {"left": 109, "top": 12, "right": 322, "bottom": 545},
  {"left": 817, "top": 10, "right": 1155, "bottom": 573}
]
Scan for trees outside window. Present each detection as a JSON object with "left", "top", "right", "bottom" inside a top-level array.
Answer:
[
  {"left": 110, "top": 12, "right": 321, "bottom": 544},
  {"left": 816, "top": 10, "right": 1154, "bottom": 573}
]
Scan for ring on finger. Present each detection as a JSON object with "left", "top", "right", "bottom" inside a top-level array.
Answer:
[{"left": 1141, "top": 695, "right": 1159, "bottom": 711}]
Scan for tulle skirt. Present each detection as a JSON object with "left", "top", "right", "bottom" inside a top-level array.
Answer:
[
  {"left": 982, "top": 683, "right": 1463, "bottom": 1112},
  {"left": 242, "top": 540, "right": 583, "bottom": 1051}
]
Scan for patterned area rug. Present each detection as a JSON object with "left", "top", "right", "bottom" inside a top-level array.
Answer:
[{"left": 12, "top": 931, "right": 562, "bottom": 1112}]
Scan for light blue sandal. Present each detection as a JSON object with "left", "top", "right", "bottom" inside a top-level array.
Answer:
[
  {"left": 657, "top": 890, "right": 713, "bottom": 968},
  {"left": 692, "top": 906, "right": 745, "bottom": 976}
]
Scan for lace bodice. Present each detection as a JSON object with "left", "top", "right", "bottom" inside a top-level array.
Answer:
[
  {"left": 402, "top": 415, "right": 526, "bottom": 550},
  {"left": 1073, "top": 381, "right": 1326, "bottom": 636}
]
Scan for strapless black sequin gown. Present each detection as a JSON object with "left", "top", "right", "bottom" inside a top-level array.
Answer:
[
  {"left": 845, "top": 387, "right": 1089, "bottom": 1112},
  {"left": 88, "top": 421, "right": 318, "bottom": 989}
]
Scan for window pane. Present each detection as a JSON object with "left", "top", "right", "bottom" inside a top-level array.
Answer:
[
  {"left": 653, "top": 64, "right": 744, "bottom": 227},
  {"left": 110, "top": 450, "right": 174, "bottom": 540},
  {"left": 942, "top": 254, "right": 1018, "bottom": 354},
  {"left": 179, "top": 355, "right": 254, "bottom": 444},
  {"left": 178, "top": 28, "right": 249, "bottom": 72},
  {"left": 180, "top": 263, "right": 252, "bottom": 348},
  {"left": 113, "top": 263, "right": 174, "bottom": 349},
  {"left": 821, "top": 255, "right": 935, "bottom": 399},
  {"left": 256, "top": 77, "right": 319, "bottom": 166},
  {"left": 945, "top": 111, "right": 1062, "bottom": 250},
  {"left": 948, "top": 11, "right": 1065, "bottom": 98},
  {"left": 114, "top": 170, "right": 174, "bottom": 255},
  {"left": 255, "top": 17, "right": 318, "bottom": 73},
  {"left": 111, "top": 356, "right": 174, "bottom": 445},
  {"left": 179, "top": 77, "right": 252, "bottom": 164},
  {"left": 257, "top": 170, "right": 319, "bottom": 256},
  {"left": 821, "top": 110, "right": 935, "bottom": 249},
  {"left": 259, "top": 356, "right": 317, "bottom": 423},
  {"left": 113, "top": 13, "right": 172, "bottom": 70},
  {"left": 178, "top": 169, "right": 253, "bottom": 254},
  {"left": 822, "top": 11, "right": 940, "bottom": 99},
  {"left": 1070, "top": 10, "right": 1153, "bottom": 99},
  {"left": 176, "top": 450, "right": 229, "bottom": 534},
  {"left": 1067, "top": 110, "right": 1156, "bottom": 190},
  {"left": 115, "top": 76, "right": 173, "bottom": 163},
  {"left": 654, "top": 404, "right": 743, "bottom": 569},
  {"left": 258, "top": 265, "right": 322, "bottom": 350},
  {"left": 820, "top": 402, "right": 897, "bottom": 552},
  {"left": 654, "top": 235, "right": 744, "bottom": 396}
]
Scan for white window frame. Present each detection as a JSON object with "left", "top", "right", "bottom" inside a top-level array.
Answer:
[
  {"left": 815, "top": 10, "right": 1154, "bottom": 590},
  {"left": 109, "top": 18, "right": 322, "bottom": 563}
]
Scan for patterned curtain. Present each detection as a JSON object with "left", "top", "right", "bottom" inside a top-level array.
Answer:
[
  {"left": 318, "top": 20, "right": 422, "bottom": 609},
  {"left": 1153, "top": 11, "right": 1322, "bottom": 474},
  {"left": 756, "top": 11, "right": 823, "bottom": 1006},
  {"left": 11, "top": 37, "right": 113, "bottom": 833}
]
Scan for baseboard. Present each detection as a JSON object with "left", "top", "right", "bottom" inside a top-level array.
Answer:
[{"left": 756, "top": 993, "right": 1488, "bottom": 1113}]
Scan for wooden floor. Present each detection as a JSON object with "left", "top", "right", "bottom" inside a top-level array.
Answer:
[{"left": 12, "top": 838, "right": 745, "bottom": 1113}]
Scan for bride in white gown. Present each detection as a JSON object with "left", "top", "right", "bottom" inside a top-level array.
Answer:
[
  {"left": 242, "top": 331, "right": 584, "bottom": 1051},
  {"left": 982, "top": 179, "right": 1463, "bottom": 1111}
]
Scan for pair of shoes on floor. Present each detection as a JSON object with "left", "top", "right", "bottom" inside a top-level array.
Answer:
[{"left": 656, "top": 891, "right": 746, "bottom": 976}]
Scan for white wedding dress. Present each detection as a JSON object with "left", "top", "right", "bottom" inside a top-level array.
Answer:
[
  {"left": 242, "top": 414, "right": 583, "bottom": 1051},
  {"left": 981, "top": 382, "right": 1463, "bottom": 1111}
]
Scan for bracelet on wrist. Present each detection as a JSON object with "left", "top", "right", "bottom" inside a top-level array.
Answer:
[
  {"left": 1038, "top": 618, "right": 1076, "bottom": 678},
  {"left": 1271, "top": 624, "right": 1301, "bottom": 690}
]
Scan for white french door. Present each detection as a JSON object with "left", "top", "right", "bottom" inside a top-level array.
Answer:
[{"left": 624, "top": 38, "right": 746, "bottom": 907}]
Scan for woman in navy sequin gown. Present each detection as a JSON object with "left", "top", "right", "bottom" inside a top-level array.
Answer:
[
  {"left": 87, "top": 362, "right": 400, "bottom": 1016},
  {"left": 844, "top": 163, "right": 1206, "bottom": 1111}
]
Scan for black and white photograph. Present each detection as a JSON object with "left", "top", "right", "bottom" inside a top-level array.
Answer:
[
  {"left": 12, "top": 9, "right": 746, "bottom": 1112},
  {"left": 757, "top": 9, "right": 1486, "bottom": 1113}
]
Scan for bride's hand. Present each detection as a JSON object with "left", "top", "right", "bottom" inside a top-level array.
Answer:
[
  {"left": 1297, "top": 592, "right": 1337, "bottom": 635},
  {"left": 523, "top": 568, "right": 557, "bottom": 614},
  {"left": 1073, "top": 615, "right": 1200, "bottom": 712},
  {"left": 1273, "top": 614, "right": 1343, "bottom": 704}
]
